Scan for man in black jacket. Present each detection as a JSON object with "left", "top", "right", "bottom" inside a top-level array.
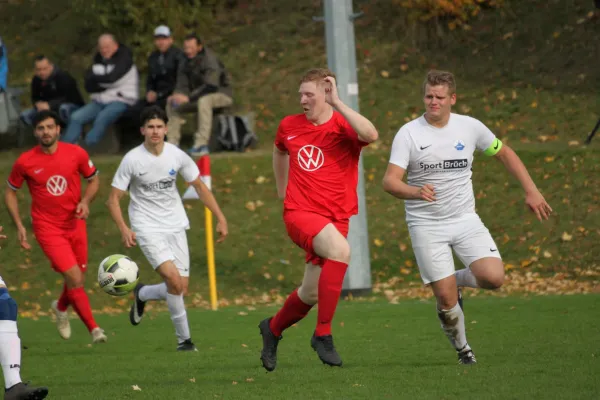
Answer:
[
  {"left": 166, "top": 33, "right": 233, "bottom": 156},
  {"left": 146, "top": 25, "right": 183, "bottom": 110},
  {"left": 20, "top": 55, "right": 84, "bottom": 126},
  {"left": 63, "top": 34, "right": 138, "bottom": 147}
]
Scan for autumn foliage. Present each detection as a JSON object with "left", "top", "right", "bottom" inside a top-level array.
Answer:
[{"left": 395, "top": 0, "right": 503, "bottom": 29}]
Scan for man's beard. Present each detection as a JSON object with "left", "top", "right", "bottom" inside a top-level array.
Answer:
[{"left": 40, "top": 137, "right": 58, "bottom": 147}]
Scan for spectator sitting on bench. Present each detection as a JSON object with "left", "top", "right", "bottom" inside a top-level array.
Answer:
[
  {"left": 145, "top": 25, "right": 184, "bottom": 110},
  {"left": 20, "top": 55, "right": 84, "bottom": 126},
  {"left": 166, "top": 33, "right": 233, "bottom": 156},
  {"left": 0, "top": 35, "right": 7, "bottom": 91},
  {"left": 63, "top": 33, "right": 138, "bottom": 147}
]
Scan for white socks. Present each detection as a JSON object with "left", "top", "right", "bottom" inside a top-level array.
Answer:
[
  {"left": 166, "top": 293, "right": 190, "bottom": 343},
  {"left": 139, "top": 283, "right": 167, "bottom": 302},
  {"left": 0, "top": 321, "right": 22, "bottom": 389},
  {"left": 455, "top": 268, "right": 480, "bottom": 288},
  {"left": 437, "top": 303, "right": 470, "bottom": 352}
]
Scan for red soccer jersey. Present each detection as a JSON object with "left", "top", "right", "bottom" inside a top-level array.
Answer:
[
  {"left": 7, "top": 143, "right": 97, "bottom": 231},
  {"left": 274, "top": 111, "right": 368, "bottom": 219}
]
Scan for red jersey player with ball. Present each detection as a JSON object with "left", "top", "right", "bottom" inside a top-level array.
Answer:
[
  {"left": 4, "top": 110, "right": 107, "bottom": 344},
  {"left": 259, "top": 68, "right": 378, "bottom": 371}
]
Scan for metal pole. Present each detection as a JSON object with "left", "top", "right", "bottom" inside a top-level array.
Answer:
[{"left": 323, "top": 0, "right": 372, "bottom": 296}]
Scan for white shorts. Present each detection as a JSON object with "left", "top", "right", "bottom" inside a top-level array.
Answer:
[
  {"left": 408, "top": 214, "right": 501, "bottom": 285},
  {"left": 0, "top": 275, "right": 5, "bottom": 287},
  {"left": 136, "top": 230, "right": 190, "bottom": 277}
]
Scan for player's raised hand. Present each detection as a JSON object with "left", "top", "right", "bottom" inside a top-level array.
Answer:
[
  {"left": 525, "top": 190, "right": 553, "bottom": 221},
  {"left": 323, "top": 76, "right": 341, "bottom": 107},
  {"left": 120, "top": 227, "right": 137, "bottom": 248},
  {"left": 216, "top": 218, "right": 229, "bottom": 243},
  {"left": 75, "top": 201, "right": 90, "bottom": 219},
  {"left": 17, "top": 226, "right": 31, "bottom": 250},
  {"left": 416, "top": 184, "right": 436, "bottom": 202}
]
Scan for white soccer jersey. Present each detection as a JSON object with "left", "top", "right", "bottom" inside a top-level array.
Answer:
[
  {"left": 389, "top": 113, "right": 497, "bottom": 226},
  {"left": 111, "top": 143, "right": 200, "bottom": 234}
]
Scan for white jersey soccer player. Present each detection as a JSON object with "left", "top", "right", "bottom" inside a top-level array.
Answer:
[
  {"left": 106, "top": 106, "right": 228, "bottom": 351},
  {"left": 0, "top": 227, "right": 49, "bottom": 400},
  {"left": 383, "top": 70, "right": 552, "bottom": 364}
]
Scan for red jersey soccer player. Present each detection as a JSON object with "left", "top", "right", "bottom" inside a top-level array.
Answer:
[
  {"left": 4, "top": 110, "right": 107, "bottom": 344},
  {"left": 259, "top": 68, "right": 378, "bottom": 371}
]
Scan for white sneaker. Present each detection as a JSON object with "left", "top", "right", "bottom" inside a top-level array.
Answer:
[
  {"left": 91, "top": 327, "right": 108, "bottom": 344},
  {"left": 51, "top": 300, "right": 71, "bottom": 340}
]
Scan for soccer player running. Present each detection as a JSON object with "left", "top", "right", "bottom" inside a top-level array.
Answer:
[
  {"left": 4, "top": 110, "right": 106, "bottom": 344},
  {"left": 106, "top": 106, "right": 228, "bottom": 351},
  {"left": 258, "top": 68, "right": 378, "bottom": 371},
  {"left": 0, "top": 226, "right": 49, "bottom": 400},
  {"left": 382, "top": 70, "right": 552, "bottom": 364}
]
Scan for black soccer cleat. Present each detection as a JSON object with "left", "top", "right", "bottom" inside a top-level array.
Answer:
[
  {"left": 129, "top": 283, "right": 146, "bottom": 326},
  {"left": 258, "top": 317, "right": 281, "bottom": 372},
  {"left": 457, "top": 347, "right": 477, "bottom": 365},
  {"left": 4, "top": 382, "right": 49, "bottom": 400},
  {"left": 311, "top": 334, "right": 343, "bottom": 367},
  {"left": 457, "top": 287, "right": 464, "bottom": 310},
  {"left": 177, "top": 338, "right": 198, "bottom": 352}
]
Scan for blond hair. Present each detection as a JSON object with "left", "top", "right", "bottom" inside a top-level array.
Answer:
[
  {"left": 300, "top": 68, "right": 336, "bottom": 85},
  {"left": 423, "top": 70, "right": 456, "bottom": 94}
]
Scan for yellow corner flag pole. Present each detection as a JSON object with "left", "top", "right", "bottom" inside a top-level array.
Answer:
[
  {"left": 198, "top": 155, "right": 218, "bottom": 310},
  {"left": 204, "top": 206, "right": 218, "bottom": 310}
]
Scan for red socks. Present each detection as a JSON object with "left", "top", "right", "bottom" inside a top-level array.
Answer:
[
  {"left": 315, "top": 259, "right": 348, "bottom": 337},
  {"left": 57, "top": 284, "right": 70, "bottom": 312},
  {"left": 269, "top": 289, "right": 313, "bottom": 337},
  {"left": 269, "top": 259, "right": 349, "bottom": 337},
  {"left": 66, "top": 287, "right": 98, "bottom": 332}
]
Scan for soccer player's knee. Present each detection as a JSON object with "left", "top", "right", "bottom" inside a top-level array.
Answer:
[
  {"left": 333, "top": 242, "right": 351, "bottom": 264},
  {"left": 165, "top": 276, "right": 184, "bottom": 295},
  {"left": 0, "top": 289, "right": 18, "bottom": 321},
  {"left": 298, "top": 285, "right": 318, "bottom": 305},
  {"left": 65, "top": 269, "right": 84, "bottom": 288},
  {"left": 484, "top": 273, "right": 505, "bottom": 290}
]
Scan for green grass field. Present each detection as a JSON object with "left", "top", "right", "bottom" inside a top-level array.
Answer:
[
  {"left": 16, "top": 295, "right": 600, "bottom": 399},
  {"left": 1, "top": 1, "right": 599, "bottom": 398}
]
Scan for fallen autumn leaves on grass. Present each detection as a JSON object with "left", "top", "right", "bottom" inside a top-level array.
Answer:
[{"left": 17, "top": 267, "right": 600, "bottom": 319}]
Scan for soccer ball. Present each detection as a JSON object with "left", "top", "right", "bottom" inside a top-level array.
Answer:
[{"left": 98, "top": 254, "right": 139, "bottom": 297}]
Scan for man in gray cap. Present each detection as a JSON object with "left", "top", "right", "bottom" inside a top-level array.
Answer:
[{"left": 145, "top": 25, "right": 184, "bottom": 110}]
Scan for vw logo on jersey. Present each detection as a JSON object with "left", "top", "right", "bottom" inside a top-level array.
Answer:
[
  {"left": 169, "top": 168, "right": 176, "bottom": 176},
  {"left": 46, "top": 175, "right": 67, "bottom": 196},
  {"left": 454, "top": 140, "right": 465, "bottom": 151},
  {"left": 298, "top": 145, "right": 325, "bottom": 172}
]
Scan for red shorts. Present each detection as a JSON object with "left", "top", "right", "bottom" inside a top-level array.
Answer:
[
  {"left": 34, "top": 219, "right": 88, "bottom": 273},
  {"left": 283, "top": 210, "right": 349, "bottom": 265}
]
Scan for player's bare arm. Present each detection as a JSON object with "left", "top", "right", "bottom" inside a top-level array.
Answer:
[
  {"left": 3, "top": 187, "right": 31, "bottom": 249},
  {"left": 493, "top": 144, "right": 552, "bottom": 221},
  {"left": 324, "top": 76, "right": 378, "bottom": 143},
  {"left": 106, "top": 187, "right": 137, "bottom": 248},
  {"left": 0, "top": 226, "right": 6, "bottom": 242},
  {"left": 76, "top": 174, "right": 100, "bottom": 219},
  {"left": 382, "top": 164, "right": 436, "bottom": 202},
  {"left": 189, "top": 177, "right": 229, "bottom": 242},
  {"left": 273, "top": 145, "right": 289, "bottom": 199}
]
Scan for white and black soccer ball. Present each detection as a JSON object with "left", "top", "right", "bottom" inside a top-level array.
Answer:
[{"left": 98, "top": 254, "right": 139, "bottom": 296}]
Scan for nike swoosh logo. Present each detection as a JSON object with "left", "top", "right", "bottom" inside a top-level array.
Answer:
[
  {"left": 420, "top": 145, "right": 432, "bottom": 150},
  {"left": 287, "top": 135, "right": 298, "bottom": 140},
  {"left": 494, "top": 142, "right": 499, "bottom": 150},
  {"left": 139, "top": 172, "right": 148, "bottom": 176},
  {"left": 490, "top": 248, "right": 498, "bottom": 252},
  {"left": 34, "top": 169, "right": 43, "bottom": 174}
]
